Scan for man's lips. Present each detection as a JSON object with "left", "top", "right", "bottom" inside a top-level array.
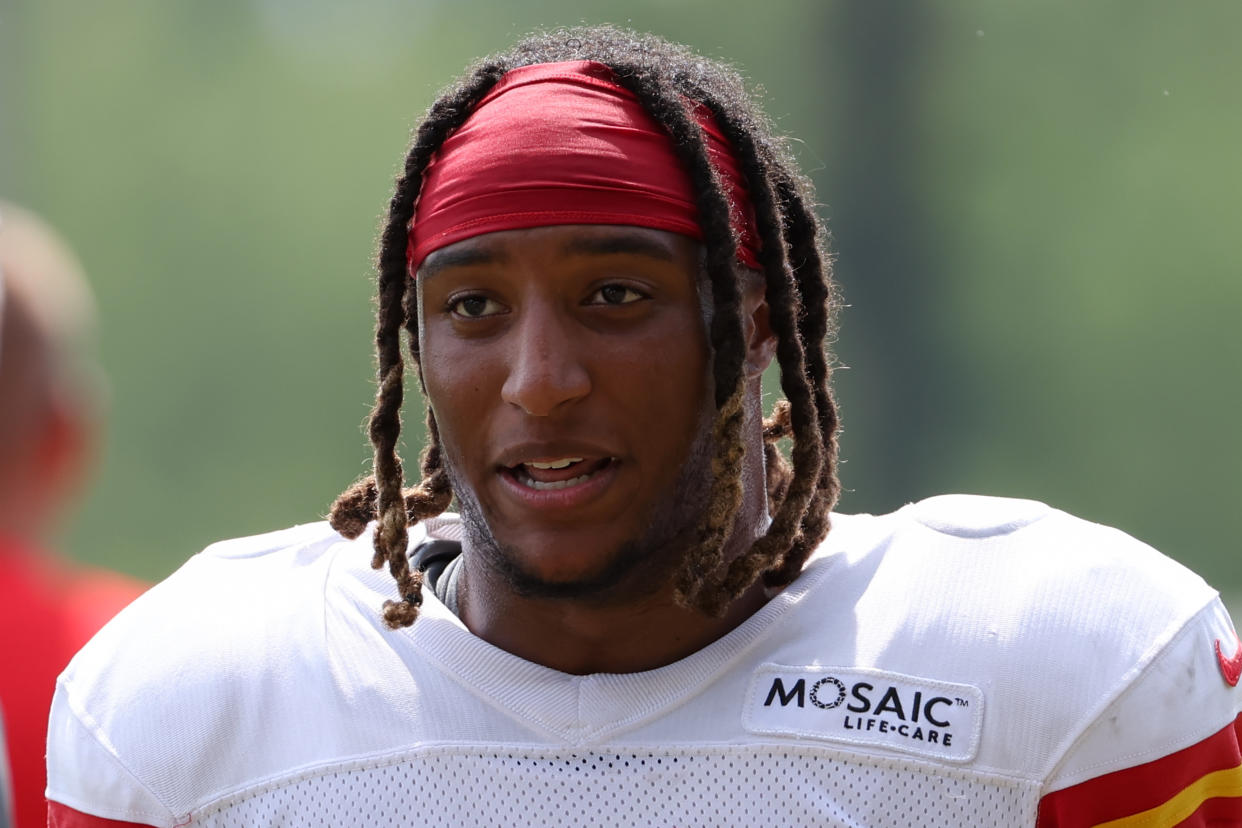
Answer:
[
  {"left": 494, "top": 441, "right": 621, "bottom": 471},
  {"left": 494, "top": 443, "right": 621, "bottom": 507}
]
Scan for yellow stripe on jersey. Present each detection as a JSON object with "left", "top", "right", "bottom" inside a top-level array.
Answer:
[{"left": 1091, "top": 763, "right": 1242, "bottom": 828}]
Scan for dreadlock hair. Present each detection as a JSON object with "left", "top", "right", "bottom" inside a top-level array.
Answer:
[{"left": 329, "top": 25, "right": 842, "bottom": 628}]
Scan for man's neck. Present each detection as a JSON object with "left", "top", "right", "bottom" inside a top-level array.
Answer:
[{"left": 456, "top": 558, "right": 770, "bottom": 675}]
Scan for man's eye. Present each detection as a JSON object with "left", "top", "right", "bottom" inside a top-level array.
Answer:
[
  {"left": 588, "top": 284, "right": 646, "bottom": 306},
  {"left": 449, "top": 295, "right": 503, "bottom": 318}
]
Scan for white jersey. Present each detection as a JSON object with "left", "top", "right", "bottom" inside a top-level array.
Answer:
[{"left": 47, "top": 495, "right": 1242, "bottom": 827}]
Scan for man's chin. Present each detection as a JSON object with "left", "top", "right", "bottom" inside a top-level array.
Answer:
[{"left": 470, "top": 531, "right": 676, "bottom": 604}]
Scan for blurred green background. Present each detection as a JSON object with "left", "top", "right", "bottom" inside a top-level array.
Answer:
[{"left": 2, "top": 0, "right": 1238, "bottom": 607}]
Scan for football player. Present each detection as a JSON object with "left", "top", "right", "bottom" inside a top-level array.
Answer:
[{"left": 47, "top": 27, "right": 1241, "bottom": 827}]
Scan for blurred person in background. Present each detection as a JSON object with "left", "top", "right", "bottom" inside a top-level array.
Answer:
[
  {"left": 0, "top": 720, "right": 11, "bottom": 828},
  {"left": 0, "top": 202, "right": 147, "bottom": 828}
]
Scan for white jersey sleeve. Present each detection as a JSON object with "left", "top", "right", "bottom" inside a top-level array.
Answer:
[
  {"left": 46, "top": 684, "right": 174, "bottom": 826},
  {"left": 1037, "top": 597, "right": 1242, "bottom": 825}
]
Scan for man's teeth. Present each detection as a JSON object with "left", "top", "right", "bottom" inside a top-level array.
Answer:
[
  {"left": 526, "top": 458, "right": 583, "bottom": 470},
  {"left": 519, "top": 472, "right": 593, "bottom": 491}
]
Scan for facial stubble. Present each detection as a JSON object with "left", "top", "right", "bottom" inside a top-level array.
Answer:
[{"left": 444, "top": 408, "right": 716, "bottom": 606}]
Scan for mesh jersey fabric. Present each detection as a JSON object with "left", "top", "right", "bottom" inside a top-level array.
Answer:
[{"left": 46, "top": 495, "right": 1242, "bottom": 827}]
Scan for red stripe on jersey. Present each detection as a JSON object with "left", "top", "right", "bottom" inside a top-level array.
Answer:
[
  {"left": 1184, "top": 794, "right": 1242, "bottom": 825},
  {"left": 1036, "top": 712, "right": 1242, "bottom": 827},
  {"left": 48, "top": 801, "right": 160, "bottom": 828}
]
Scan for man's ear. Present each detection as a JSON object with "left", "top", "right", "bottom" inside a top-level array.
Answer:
[
  {"left": 740, "top": 270, "right": 777, "bottom": 379},
  {"left": 35, "top": 399, "right": 96, "bottom": 508}
]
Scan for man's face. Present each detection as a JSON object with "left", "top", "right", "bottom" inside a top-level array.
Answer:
[{"left": 417, "top": 225, "right": 714, "bottom": 599}]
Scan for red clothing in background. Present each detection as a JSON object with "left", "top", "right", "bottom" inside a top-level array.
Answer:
[{"left": 0, "top": 538, "right": 146, "bottom": 828}]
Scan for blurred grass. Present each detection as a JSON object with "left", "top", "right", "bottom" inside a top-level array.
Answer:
[
  {"left": 1227, "top": 594, "right": 1242, "bottom": 627},
  {"left": 3, "top": 0, "right": 1238, "bottom": 596}
]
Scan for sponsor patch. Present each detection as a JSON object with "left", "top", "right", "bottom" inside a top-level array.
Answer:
[{"left": 743, "top": 664, "right": 984, "bottom": 763}]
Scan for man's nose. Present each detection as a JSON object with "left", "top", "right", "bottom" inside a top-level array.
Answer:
[{"left": 500, "top": 310, "right": 591, "bottom": 416}]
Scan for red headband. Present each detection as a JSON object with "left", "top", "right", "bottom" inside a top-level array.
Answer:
[{"left": 407, "top": 60, "right": 760, "bottom": 274}]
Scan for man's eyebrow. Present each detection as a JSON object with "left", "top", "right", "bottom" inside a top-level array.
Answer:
[
  {"left": 418, "top": 246, "right": 506, "bottom": 280},
  {"left": 561, "top": 233, "right": 677, "bottom": 261}
]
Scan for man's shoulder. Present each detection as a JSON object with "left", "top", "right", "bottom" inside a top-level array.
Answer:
[
  {"left": 929, "top": 493, "right": 1206, "bottom": 635},
  {"left": 59, "top": 517, "right": 446, "bottom": 684},
  {"left": 831, "top": 493, "right": 1211, "bottom": 603},
  {"left": 790, "top": 494, "right": 1226, "bottom": 778},
  {"left": 59, "top": 521, "right": 355, "bottom": 702},
  {"left": 196, "top": 519, "right": 348, "bottom": 563},
  {"left": 829, "top": 493, "right": 1216, "bottom": 644},
  {"left": 48, "top": 519, "right": 445, "bottom": 820}
]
